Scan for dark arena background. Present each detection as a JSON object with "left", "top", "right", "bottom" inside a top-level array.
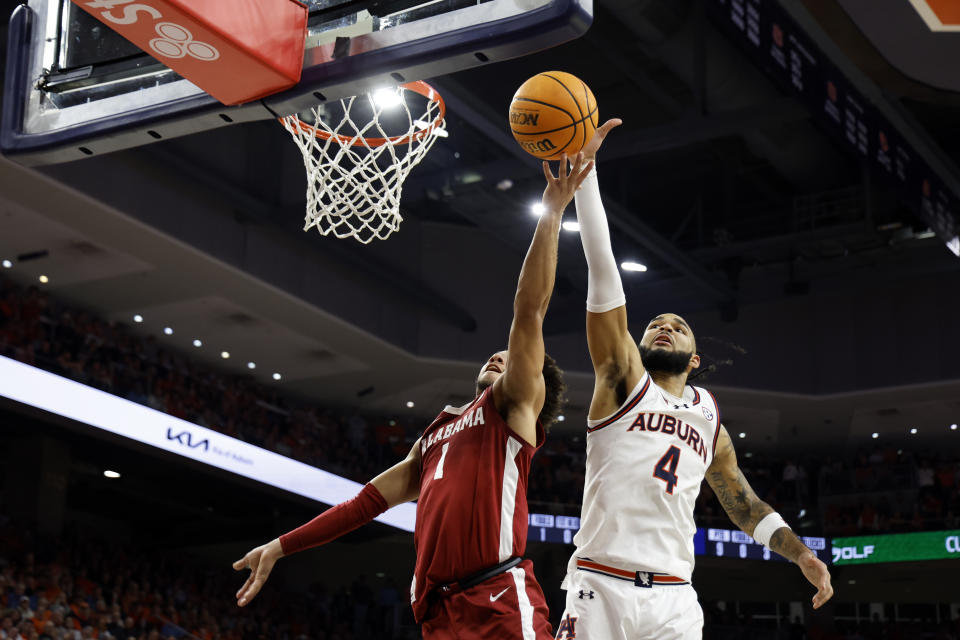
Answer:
[{"left": 2, "top": 0, "right": 960, "bottom": 639}]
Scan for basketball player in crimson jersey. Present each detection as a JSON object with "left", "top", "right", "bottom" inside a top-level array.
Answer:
[
  {"left": 232, "top": 153, "right": 595, "bottom": 639},
  {"left": 554, "top": 122, "right": 834, "bottom": 640}
]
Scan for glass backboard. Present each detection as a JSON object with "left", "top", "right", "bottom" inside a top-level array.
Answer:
[{"left": 2, "top": 0, "right": 592, "bottom": 165}]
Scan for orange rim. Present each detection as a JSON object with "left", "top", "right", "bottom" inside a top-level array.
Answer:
[{"left": 280, "top": 81, "right": 446, "bottom": 147}]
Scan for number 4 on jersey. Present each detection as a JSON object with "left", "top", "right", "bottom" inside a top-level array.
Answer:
[{"left": 653, "top": 445, "right": 681, "bottom": 494}]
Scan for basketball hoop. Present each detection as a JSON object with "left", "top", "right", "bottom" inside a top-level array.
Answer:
[{"left": 280, "top": 81, "right": 446, "bottom": 244}]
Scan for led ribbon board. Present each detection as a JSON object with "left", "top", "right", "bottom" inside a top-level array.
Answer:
[
  {"left": 832, "top": 530, "right": 960, "bottom": 565},
  {"left": 527, "top": 516, "right": 832, "bottom": 564},
  {"left": 703, "top": 527, "right": 830, "bottom": 563},
  {"left": 0, "top": 355, "right": 416, "bottom": 531}
]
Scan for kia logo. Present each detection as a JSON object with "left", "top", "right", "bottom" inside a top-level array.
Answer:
[{"left": 166, "top": 427, "right": 210, "bottom": 452}]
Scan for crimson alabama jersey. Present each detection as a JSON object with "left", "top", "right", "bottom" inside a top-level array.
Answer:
[{"left": 411, "top": 386, "right": 544, "bottom": 622}]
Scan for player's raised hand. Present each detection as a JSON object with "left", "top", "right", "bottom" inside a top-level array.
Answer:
[
  {"left": 541, "top": 153, "right": 594, "bottom": 215},
  {"left": 797, "top": 551, "right": 834, "bottom": 609},
  {"left": 581, "top": 118, "right": 623, "bottom": 161},
  {"left": 233, "top": 538, "right": 284, "bottom": 607}
]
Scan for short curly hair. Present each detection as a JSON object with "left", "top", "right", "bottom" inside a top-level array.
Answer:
[{"left": 538, "top": 352, "right": 567, "bottom": 432}]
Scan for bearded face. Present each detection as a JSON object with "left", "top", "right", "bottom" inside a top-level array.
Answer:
[{"left": 638, "top": 314, "right": 699, "bottom": 376}]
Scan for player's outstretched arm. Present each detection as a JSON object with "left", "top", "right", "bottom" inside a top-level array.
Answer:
[
  {"left": 575, "top": 119, "right": 645, "bottom": 419},
  {"left": 706, "top": 427, "right": 834, "bottom": 609},
  {"left": 495, "top": 153, "right": 593, "bottom": 445},
  {"left": 232, "top": 438, "right": 422, "bottom": 607}
]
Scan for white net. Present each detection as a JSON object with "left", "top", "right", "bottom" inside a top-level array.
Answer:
[{"left": 280, "top": 82, "right": 446, "bottom": 244}]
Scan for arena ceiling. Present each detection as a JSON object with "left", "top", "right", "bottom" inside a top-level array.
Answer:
[{"left": 2, "top": 0, "right": 960, "bottom": 450}]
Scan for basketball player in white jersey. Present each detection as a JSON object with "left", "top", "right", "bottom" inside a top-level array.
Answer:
[{"left": 554, "top": 120, "right": 834, "bottom": 640}]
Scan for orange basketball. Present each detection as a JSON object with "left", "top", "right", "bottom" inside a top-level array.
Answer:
[{"left": 509, "top": 71, "right": 598, "bottom": 160}]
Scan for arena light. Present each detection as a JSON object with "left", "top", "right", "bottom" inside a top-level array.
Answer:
[
  {"left": 531, "top": 202, "right": 546, "bottom": 217},
  {"left": 562, "top": 221, "right": 580, "bottom": 232},
  {"left": 272, "top": 373, "right": 282, "bottom": 381},
  {"left": 133, "top": 314, "right": 143, "bottom": 323},
  {"left": 220, "top": 351, "right": 230, "bottom": 359},
  {"left": 871, "top": 432, "right": 879, "bottom": 439},
  {"left": 738, "top": 432, "right": 746, "bottom": 439},
  {"left": 163, "top": 327, "right": 173, "bottom": 336},
  {"left": 406, "top": 400, "right": 415, "bottom": 408},
  {"left": 247, "top": 362, "right": 256, "bottom": 370},
  {"left": 103, "top": 470, "right": 120, "bottom": 479},
  {"left": 1, "top": 259, "right": 11, "bottom": 268},
  {"left": 192, "top": 339, "right": 202, "bottom": 348},
  {"left": 0, "top": 355, "right": 416, "bottom": 532},
  {"left": 557, "top": 415, "right": 565, "bottom": 422},
  {"left": 621, "top": 261, "right": 647, "bottom": 272},
  {"left": 38, "top": 275, "right": 49, "bottom": 283},
  {"left": 372, "top": 87, "right": 403, "bottom": 109},
  {"left": 952, "top": 424, "right": 958, "bottom": 431},
  {"left": 910, "top": 428, "right": 918, "bottom": 434}
]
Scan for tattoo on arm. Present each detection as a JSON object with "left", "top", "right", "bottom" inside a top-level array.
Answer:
[
  {"left": 767, "top": 527, "right": 814, "bottom": 564},
  {"left": 708, "top": 467, "right": 773, "bottom": 533},
  {"left": 707, "top": 430, "right": 816, "bottom": 566}
]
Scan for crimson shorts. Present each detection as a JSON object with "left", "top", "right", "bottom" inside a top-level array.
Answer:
[{"left": 421, "top": 559, "right": 553, "bottom": 640}]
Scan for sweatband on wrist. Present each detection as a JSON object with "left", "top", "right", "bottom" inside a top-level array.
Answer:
[
  {"left": 279, "top": 483, "right": 388, "bottom": 555},
  {"left": 574, "top": 167, "right": 626, "bottom": 313},
  {"left": 752, "top": 512, "right": 790, "bottom": 547}
]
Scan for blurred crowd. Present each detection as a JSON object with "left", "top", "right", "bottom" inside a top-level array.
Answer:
[
  {"left": 2, "top": 275, "right": 959, "bottom": 538},
  {"left": 0, "top": 512, "right": 416, "bottom": 640},
  {"left": 0, "top": 278, "right": 414, "bottom": 488}
]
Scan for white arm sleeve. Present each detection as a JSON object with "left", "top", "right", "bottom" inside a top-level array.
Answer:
[{"left": 575, "top": 167, "right": 626, "bottom": 313}]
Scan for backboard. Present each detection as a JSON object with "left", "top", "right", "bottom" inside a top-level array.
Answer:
[{"left": 1, "top": 0, "right": 593, "bottom": 165}]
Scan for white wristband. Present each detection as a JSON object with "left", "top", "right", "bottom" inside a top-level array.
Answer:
[{"left": 752, "top": 512, "right": 790, "bottom": 547}]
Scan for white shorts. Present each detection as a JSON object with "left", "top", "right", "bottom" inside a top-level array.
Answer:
[{"left": 555, "top": 568, "right": 703, "bottom": 640}]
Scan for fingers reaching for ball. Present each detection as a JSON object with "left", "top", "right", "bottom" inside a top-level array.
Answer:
[
  {"left": 581, "top": 118, "right": 622, "bottom": 161},
  {"left": 540, "top": 153, "right": 594, "bottom": 215}
]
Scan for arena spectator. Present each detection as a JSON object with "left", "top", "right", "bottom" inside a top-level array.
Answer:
[{"left": 2, "top": 274, "right": 960, "bottom": 542}]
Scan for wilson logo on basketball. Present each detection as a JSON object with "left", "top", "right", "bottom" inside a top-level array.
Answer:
[
  {"left": 510, "top": 111, "right": 540, "bottom": 127},
  {"left": 509, "top": 70, "right": 598, "bottom": 160},
  {"left": 518, "top": 139, "right": 558, "bottom": 155}
]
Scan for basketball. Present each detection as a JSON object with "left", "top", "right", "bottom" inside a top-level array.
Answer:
[{"left": 509, "top": 71, "right": 598, "bottom": 160}]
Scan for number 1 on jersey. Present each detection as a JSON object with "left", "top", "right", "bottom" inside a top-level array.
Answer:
[
  {"left": 433, "top": 442, "right": 450, "bottom": 479},
  {"left": 653, "top": 445, "right": 681, "bottom": 494}
]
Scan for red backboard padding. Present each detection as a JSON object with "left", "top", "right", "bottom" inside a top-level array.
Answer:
[{"left": 71, "top": 0, "right": 307, "bottom": 105}]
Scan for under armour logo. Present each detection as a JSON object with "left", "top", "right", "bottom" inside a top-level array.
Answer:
[
  {"left": 672, "top": 404, "right": 690, "bottom": 410},
  {"left": 636, "top": 571, "right": 652, "bottom": 588},
  {"left": 557, "top": 614, "right": 578, "bottom": 639},
  {"left": 578, "top": 590, "right": 594, "bottom": 599}
]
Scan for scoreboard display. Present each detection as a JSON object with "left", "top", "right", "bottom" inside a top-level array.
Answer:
[
  {"left": 706, "top": 0, "right": 960, "bottom": 256},
  {"left": 701, "top": 527, "right": 830, "bottom": 564},
  {"left": 529, "top": 513, "right": 581, "bottom": 544},
  {"left": 528, "top": 514, "right": 831, "bottom": 564}
]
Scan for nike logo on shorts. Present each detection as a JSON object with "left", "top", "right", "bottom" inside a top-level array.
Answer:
[{"left": 490, "top": 587, "right": 510, "bottom": 602}]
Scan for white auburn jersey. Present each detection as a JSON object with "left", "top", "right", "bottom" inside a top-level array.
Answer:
[{"left": 566, "top": 371, "right": 721, "bottom": 584}]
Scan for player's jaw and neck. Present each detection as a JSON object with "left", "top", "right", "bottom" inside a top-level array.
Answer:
[
  {"left": 476, "top": 350, "right": 507, "bottom": 397},
  {"left": 640, "top": 347, "right": 695, "bottom": 397}
]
